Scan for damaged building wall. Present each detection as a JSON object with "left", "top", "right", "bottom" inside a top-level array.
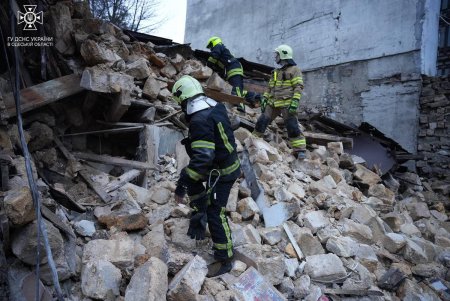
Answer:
[
  {"left": 185, "top": 0, "right": 441, "bottom": 153},
  {"left": 416, "top": 75, "right": 450, "bottom": 184}
]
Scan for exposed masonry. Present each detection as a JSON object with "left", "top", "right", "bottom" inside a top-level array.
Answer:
[{"left": 417, "top": 76, "right": 450, "bottom": 183}]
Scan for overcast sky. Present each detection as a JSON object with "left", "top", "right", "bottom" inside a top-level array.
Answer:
[{"left": 151, "top": 0, "right": 187, "bottom": 43}]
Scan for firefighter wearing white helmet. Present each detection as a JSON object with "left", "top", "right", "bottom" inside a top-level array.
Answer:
[
  {"left": 253, "top": 44, "right": 307, "bottom": 159},
  {"left": 172, "top": 75, "right": 240, "bottom": 276}
]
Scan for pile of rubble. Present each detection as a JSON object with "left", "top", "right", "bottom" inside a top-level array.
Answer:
[{"left": 0, "top": 1, "right": 449, "bottom": 301}]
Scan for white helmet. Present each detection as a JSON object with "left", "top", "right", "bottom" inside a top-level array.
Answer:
[{"left": 274, "top": 44, "right": 293, "bottom": 60}]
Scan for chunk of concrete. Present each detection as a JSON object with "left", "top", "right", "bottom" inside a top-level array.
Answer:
[
  {"left": 160, "top": 63, "right": 178, "bottom": 79},
  {"left": 80, "top": 67, "right": 135, "bottom": 93},
  {"left": 12, "top": 220, "right": 63, "bottom": 265},
  {"left": 82, "top": 238, "right": 137, "bottom": 268},
  {"left": 235, "top": 244, "right": 286, "bottom": 285},
  {"left": 124, "top": 257, "right": 168, "bottom": 301},
  {"left": 126, "top": 58, "right": 151, "bottom": 80},
  {"left": 74, "top": 220, "right": 96, "bottom": 237},
  {"left": 167, "top": 255, "right": 208, "bottom": 301},
  {"left": 353, "top": 164, "right": 381, "bottom": 186},
  {"left": 180, "top": 60, "right": 213, "bottom": 79},
  {"left": 80, "top": 39, "right": 121, "bottom": 66},
  {"left": 368, "top": 184, "right": 395, "bottom": 205},
  {"left": 258, "top": 227, "right": 282, "bottom": 246},
  {"left": 143, "top": 76, "right": 161, "bottom": 100},
  {"left": 141, "top": 223, "right": 169, "bottom": 262},
  {"left": 4, "top": 187, "right": 35, "bottom": 226},
  {"left": 383, "top": 233, "right": 406, "bottom": 253},
  {"left": 232, "top": 224, "right": 261, "bottom": 247},
  {"left": 326, "top": 236, "right": 358, "bottom": 257},
  {"left": 339, "top": 218, "right": 373, "bottom": 244},
  {"left": 81, "top": 260, "right": 121, "bottom": 299},
  {"left": 304, "top": 254, "right": 347, "bottom": 282},
  {"left": 237, "top": 197, "right": 260, "bottom": 220},
  {"left": 303, "top": 210, "right": 330, "bottom": 234}
]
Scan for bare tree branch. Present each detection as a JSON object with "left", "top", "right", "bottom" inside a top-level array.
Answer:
[{"left": 89, "top": 0, "right": 165, "bottom": 33}]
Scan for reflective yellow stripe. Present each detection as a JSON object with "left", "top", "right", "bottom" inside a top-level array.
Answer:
[
  {"left": 217, "top": 122, "right": 234, "bottom": 153},
  {"left": 291, "top": 138, "right": 306, "bottom": 147},
  {"left": 186, "top": 167, "right": 203, "bottom": 181},
  {"left": 208, "top": 56, "right": 224, "bottom": 69},
  {"left": 273, "top": 71, "right": 277, "bottom": 81},
  {"left": 191, "top": 140, "right": 215, "bottom": 149},
  {"left": 272, "top": 99, "right": 292, "bottom": 107},
  {"left": 217, "top": 207, "right": 233, "bottom": 257},
  {"left": 226, "top": 67, "right": 243, "bottom": 79},
  {"left": 219, "top": 158, "right": 240, "bottom": 175},
  {"left": 291, "top": 76, "right": 303, "bottom": 85},
  {"left": 293, "top": 93, "right": 302, "bottom": 99}
]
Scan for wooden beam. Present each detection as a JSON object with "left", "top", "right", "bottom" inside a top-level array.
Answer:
[
  {"left": 54, "top": 137, "right": 111, "bottom": 203},
  {"left": 73, "top": 152, "right": 155, "bottom": 170},
  {"left": 303, "top": 131, "right": 353, "bottom": 149},
  {"left": 60, "top": 126, "right": 144, "bottom": 137},
  {"left": 2, "top": 74, "right": 83, "bottom": 117},
  {"left": 204, "top": 88, "right": 244, "bottom": 105},
  {"left": 107, "top": 90, "right": 131, "bottom": 122},
  {"left": 104, "top": 169, "right": 141, "bottom": 193}
]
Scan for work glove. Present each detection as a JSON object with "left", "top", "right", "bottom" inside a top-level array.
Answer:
[
  {"left": 187, "top": 212, "right": 208, "bottom": 240},
  {"left": 181, "top": 137, "right": 193, "bottom": 157},
  {"left": 288, "top": 98, "right": 299, "bottom": 114},
  {"left": 260, "top": 97, "right": 268, "bottom": 113}
]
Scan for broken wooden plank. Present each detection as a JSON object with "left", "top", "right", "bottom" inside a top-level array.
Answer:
[
  {"left": 204, "top": 88, "right": 244, "bottom": 105},
  {"left": 282, "top": 223, "right": 304, "bottom": 260},
  {"left": 73, "top": 152, "right": 154, "bottom": 170},
  {"left": 41, "top": 206, "right": 76, "bottom": 238},
  {"left": 303, "top": 131, "right": 353, "bottom": 149},
  {"left": 60, "top": 126, "right": 144, "bottom": 137},
  {"left": 54, "top": 137, "right": 111, "bottom": 202},
  {"left": 156, "top": 109, "right": 182, "bottom": 122},
  {"left": 324, "top": 288, "right": 384, "bottom": 297},
  {"left": 105, "top": 169, "right": 141, "bottom": 193},
  {"left": 2, "top": 74, "right": 83, "bottom": 117},
  {"left": 107, "top": 89, "right": 131, "bottom": 122}
]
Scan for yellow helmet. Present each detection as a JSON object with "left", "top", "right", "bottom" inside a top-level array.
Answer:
[
  {"left": 172, "top": 75, "right": 204, "bottom": 104},
  {"left": 206, "top": 36, "right": 222, "bottom": 49}
]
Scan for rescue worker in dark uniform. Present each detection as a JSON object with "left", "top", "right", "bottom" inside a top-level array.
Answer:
[
  {"left": 253, "top": 44, "right": 307, "bottom": 159},
  {"left": 172, "top": 75, "right": 240, "bottom": 276},
  {"left": 206, "top": 36, "right": 257, "bottom": 112}
]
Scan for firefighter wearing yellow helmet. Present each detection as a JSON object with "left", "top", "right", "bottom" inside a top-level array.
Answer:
[
  {"left": 172, "top": 75, "right": 240, "bottom": 276},
  {"left": 206, "top": 36, "right": 257, "bottom": 112}
]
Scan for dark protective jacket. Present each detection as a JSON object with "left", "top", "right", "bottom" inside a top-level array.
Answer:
[
  {"left": 207, "top": 43, "right": 243, "bottom": 80},
  {"left": 179, "top": 102, "right": 241, "bottom": 186}
]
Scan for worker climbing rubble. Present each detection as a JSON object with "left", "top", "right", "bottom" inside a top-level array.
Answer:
[
  {"left": 253, "top": 44, "right": 307, "bottom": 160},
  {"left": 206, "top": 36, "right": 259, "bottom": 112},
  {"left": 171, "top": 75, "right": 241, "bottom": 277}
]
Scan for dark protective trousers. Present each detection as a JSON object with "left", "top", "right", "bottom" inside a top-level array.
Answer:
[
  {"left": 254, "top": 105, "right": 306, "bottom": 154},
  {"left": 187, "top": 179, "right": 235, "bottom": 261}
]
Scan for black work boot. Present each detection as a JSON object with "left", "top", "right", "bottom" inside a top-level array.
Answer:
[{"left": 207, "top": 259, "right": 232, "bottom": 277}]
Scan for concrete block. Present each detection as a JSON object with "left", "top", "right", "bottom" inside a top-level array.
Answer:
[{"left": 304, "top": 254, "right": 347, "bottom": 282}]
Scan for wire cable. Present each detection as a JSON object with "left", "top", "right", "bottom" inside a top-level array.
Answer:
[{"left": 6, "top": 0, "right": 64, "bottom": 299}]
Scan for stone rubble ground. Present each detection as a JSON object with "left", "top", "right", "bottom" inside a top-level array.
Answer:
[{"left": 0, "top": 1, "right": 449, "bottom": 301}]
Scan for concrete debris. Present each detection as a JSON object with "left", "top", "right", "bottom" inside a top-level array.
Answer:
[
  {"left": 124, "top": 257, "right": 168, "bottom": 301},
  {"left": 167, "top": 255, "right": 208, "bottom": 301},
  {"left": 81, "top": 259, "right": 122, "bottom": 299},
  {"left": 304, "top": 253, "right": 347, "bottom": 282},
  {"left": 0, "top": 3, "right": 448, "bottom": 300}
]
